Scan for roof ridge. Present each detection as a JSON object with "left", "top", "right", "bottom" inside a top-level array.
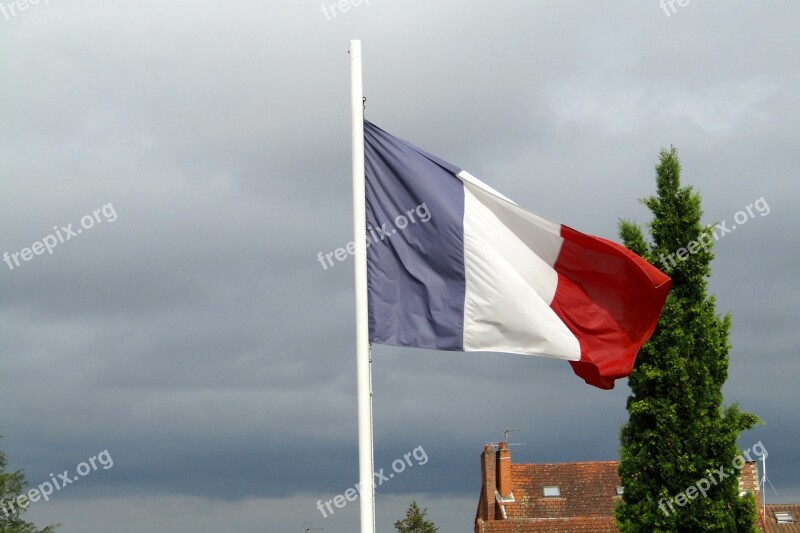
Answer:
[{"left": 512, "top": 460, "right": 620, "bottom": 466}]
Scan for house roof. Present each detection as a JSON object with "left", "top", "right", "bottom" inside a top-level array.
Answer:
[
  {"left": 506, "top": 461, "right": 621, "bottom": 519},
  {"left": 476, "top": 460, "right": 622, "bottom": 532},
  {"left": 763, "top": 504, "right": 800, "bottom": 533},
  {"left": 476, "top": 516, "right": 618, "bottom": 533},
  {"left": 475, "top": 450, "right": 780, "bottom": 533}
]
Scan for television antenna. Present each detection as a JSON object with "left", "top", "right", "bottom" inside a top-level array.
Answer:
[
  {"left": 485, "top": 428, "right": 526, "bottom": 450},
  {"left": 504, "top": 427, "right": 525, "bottom": 443}
]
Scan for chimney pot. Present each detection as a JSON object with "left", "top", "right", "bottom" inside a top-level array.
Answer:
[
  {"left": 497, "top": 442, "right": 512, "bottom": 498},
  {"left": 480, "top": 445, "right": 496, "bottom": 521}
]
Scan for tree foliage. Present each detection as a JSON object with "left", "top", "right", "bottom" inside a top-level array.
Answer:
[
  {"left": 0, "top": 442, "right": 59, "bottom": 533},
  {"left": 394, "top": 500, "right": 438, "bottom": 533},
  {"left": 615, "top": 147, "right": 761, "bottom": 532}
]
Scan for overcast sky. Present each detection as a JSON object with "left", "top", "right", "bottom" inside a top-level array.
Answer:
[{"left": 1, "top": 1, "right": 798, "bottom": 532}]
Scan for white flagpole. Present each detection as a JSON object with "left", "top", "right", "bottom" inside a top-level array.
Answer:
[
  {"left": 762, "top": 453, "right": 766, "bottom": 520},
  {"left": 350, "top": 39, "right": 376, "bottom": 533}
]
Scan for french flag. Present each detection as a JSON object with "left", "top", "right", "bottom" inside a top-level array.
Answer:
[{"left": 364, "top": 121, "right": 671, "bottom": 389}]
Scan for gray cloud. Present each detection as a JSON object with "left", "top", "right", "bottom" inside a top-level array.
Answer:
[{"left": 2, "top": 1, "right": 798, "bottom": 531}]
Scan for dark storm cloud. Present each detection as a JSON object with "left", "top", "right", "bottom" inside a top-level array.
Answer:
[{"left": 1, "top": 1, "right": 798, "bottom": 532}]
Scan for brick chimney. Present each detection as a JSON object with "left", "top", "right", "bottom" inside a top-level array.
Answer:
[
  {"left": 479, "top": 444, "right": 496, "bottom": 522},
  {"left": 497, "top": 441, "right": 512, "bottom": 498}
]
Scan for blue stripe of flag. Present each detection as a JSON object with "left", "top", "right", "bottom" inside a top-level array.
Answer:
[{"left": 364, "top": 121, "right": 466, "bottom": 350}]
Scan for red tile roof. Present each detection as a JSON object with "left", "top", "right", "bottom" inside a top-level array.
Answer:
[
  {"left": 477, "top": 516, "right": 619, "bottom": 532},
  {"left": 506, "top": 461, "right": 621, "bottom": 519},
  {"left": 763, "top": 504, "right": 800, "bottom": 533},
  {"left": 475, "top": 458, "right": 772, "bottom": 532},
  {"left": 476, "top": 460, "right": 622, "bottom": 532}
]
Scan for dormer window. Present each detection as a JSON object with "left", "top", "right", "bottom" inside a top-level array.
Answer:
[{"left": 543, "top": 486, "right": 561, "bottom": 497}]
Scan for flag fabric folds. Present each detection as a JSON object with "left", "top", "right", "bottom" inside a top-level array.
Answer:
[{"left": 363, "top": 121, "right": 671, "bottom": 389}]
